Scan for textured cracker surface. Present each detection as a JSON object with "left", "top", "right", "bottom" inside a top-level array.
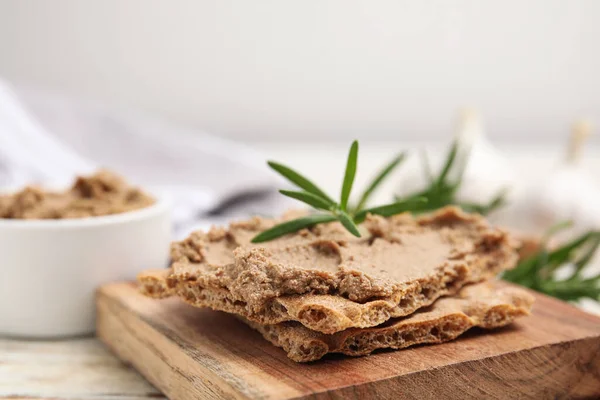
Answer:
[
  {"left": 243, "top": 281, "right": 534, "bottom": 362},
  {"left": 139, "top": 207, "right": 519, "bottom": 333}
]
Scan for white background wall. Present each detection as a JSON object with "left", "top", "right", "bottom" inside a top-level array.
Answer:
[{"left": 1, "top": 0, "right": 599, "bottom": 143}]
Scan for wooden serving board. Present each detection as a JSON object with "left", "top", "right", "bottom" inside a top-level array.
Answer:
[{"left": 97, "top": 282, "right": 600, "bottom": 400}]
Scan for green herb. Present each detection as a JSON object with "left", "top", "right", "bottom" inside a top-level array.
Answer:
[
  {"left": 503, "top": 222, "right": 600, "bottom": 302},
  {"left": 353, "top": 152, "right": 406, "bottom": 213},
  {"left": 340, "top": 141, "right": 358, "bottom": 211},
  {"left": 354, "top": 196, "right": 427, "bottom": 224},
  {"left": 252, "top": 141, "right": 425, "bottom": 243},
  {"left": 459, "top": 189, "right": 508, "bottom": 215},
  {"left": 251, "top": 214, "right": 337, "bottom": 243},
  {"left": 268, "top": 161, "right": 335, "bottom": 204},
  {"left": 395, "top": 140, "right": 507, "bottom": 215}
]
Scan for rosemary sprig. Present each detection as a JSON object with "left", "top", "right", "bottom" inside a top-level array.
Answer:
[
  {"left": 250, "top": 214, "right": 337, "bottom": 243},
  {"left": 503, "top": 223, "right": 600, "bottom": 302},
  {"left": 252, "top": 141, "right": 425, "bottom": 243},
  {"left": 340, "top": 140, "right": 359, "bottom": 212},
  {"left": 353, "top": 152, "right": 406, "bottom": 213},
  {"left": 354, "top": 196, "right": 427, "bottom": 224},
  {"left": 395, "top": 140, "right": 507, "bottom": 215}
]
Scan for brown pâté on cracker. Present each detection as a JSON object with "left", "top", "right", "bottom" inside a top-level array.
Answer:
[{"left": 139, "top": 206, "right": 520, "bottom": 334}]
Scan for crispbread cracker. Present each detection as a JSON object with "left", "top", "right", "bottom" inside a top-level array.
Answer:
[
  {"left": 139, "top": 207, "right": 519, "bottom": 333},
  {"left": 243, "top": 282, "right": 534, "bottom": 362}
]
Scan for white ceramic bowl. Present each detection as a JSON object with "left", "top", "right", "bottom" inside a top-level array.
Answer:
[{"left": 0, "top": 199, "right": 171, "bottom": 338}]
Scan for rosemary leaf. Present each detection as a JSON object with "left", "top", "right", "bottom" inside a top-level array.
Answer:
[
  {"left": 279, "top": 190, "right": 334, "bottom": 211},
  {"left": 354, "top": 152, "right": 406, "bottom": 213},
  {"left": 571, "top": 235, "right": 600, "bottom": 279},
  {"left": 542, "top": 220, "right": 573, "bottom": 243},
  {"left": 503, "top": 252, "right": 544, "bottom": 283},
  {"left": 541, "top": 278, "right": 600, "bottom": 302},
  {"left": 268, "top": 161, "right": 334, "bottom": 204},
  {"left": 337, "top": 211, "right": 361, "bottom": 237},
  {"left": 547, "top": 231, "right": 597, "bottom": 267},
  {"left": 251, "top": 214, "right": 337, "bottom": 243},
  {"left": 435, "top": 140, "right": 460, "bottom": 186},
  {"left": 419, "top": 149, "right": 434, "bottom": 184},
  {"left": 354, "top": 197, "right": 427, "bottom": 223},
  {"left": 340, "top": 140, "right": 359, "bottom": 211},
  {"left": 458, "top": 188, "right": 508, "bottom": 215}
]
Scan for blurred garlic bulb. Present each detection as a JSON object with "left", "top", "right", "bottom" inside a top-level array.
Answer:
[
  {"left": 532, "top": 120, "right": 600, "bottom": 231},
  {"left": 453, "top": 108, "right": 516, "bottom": 205}
]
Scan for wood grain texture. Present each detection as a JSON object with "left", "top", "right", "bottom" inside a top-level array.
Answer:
[{"left": 97, "top": 282, "right": 600, "bottom": 400}]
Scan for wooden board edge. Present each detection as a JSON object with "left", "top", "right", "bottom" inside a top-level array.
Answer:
[
  {"left": 300, "top": 336, "right": 600, "bottom": 400},
  {"left": 96, "top": 288, "right": 259, "bottom": 400},
  {"left": 96, "top": 282, "right": 600, "bottom": 400}
]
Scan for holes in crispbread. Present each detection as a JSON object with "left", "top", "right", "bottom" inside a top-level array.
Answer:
[
  {"left": 300, "top": 308, "right": 328, "bottom": 324},
  {"left": 399, "top": 297, "right": 412, "bottom": 308},
  {"left": 421, "top": 286, "right": 433, "bottom": 300}
]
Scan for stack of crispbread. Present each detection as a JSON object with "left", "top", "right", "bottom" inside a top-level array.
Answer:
[{"left": 139, "top": 206, "right": 533, "bottom": 362}]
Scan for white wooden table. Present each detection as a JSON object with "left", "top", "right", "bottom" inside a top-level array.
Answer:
[
  {"left": 3, "top": 142, "right": 600, "bottom": 399},
  {"left": 0, "top": 337, "right": 163, "bottom": 399}
]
